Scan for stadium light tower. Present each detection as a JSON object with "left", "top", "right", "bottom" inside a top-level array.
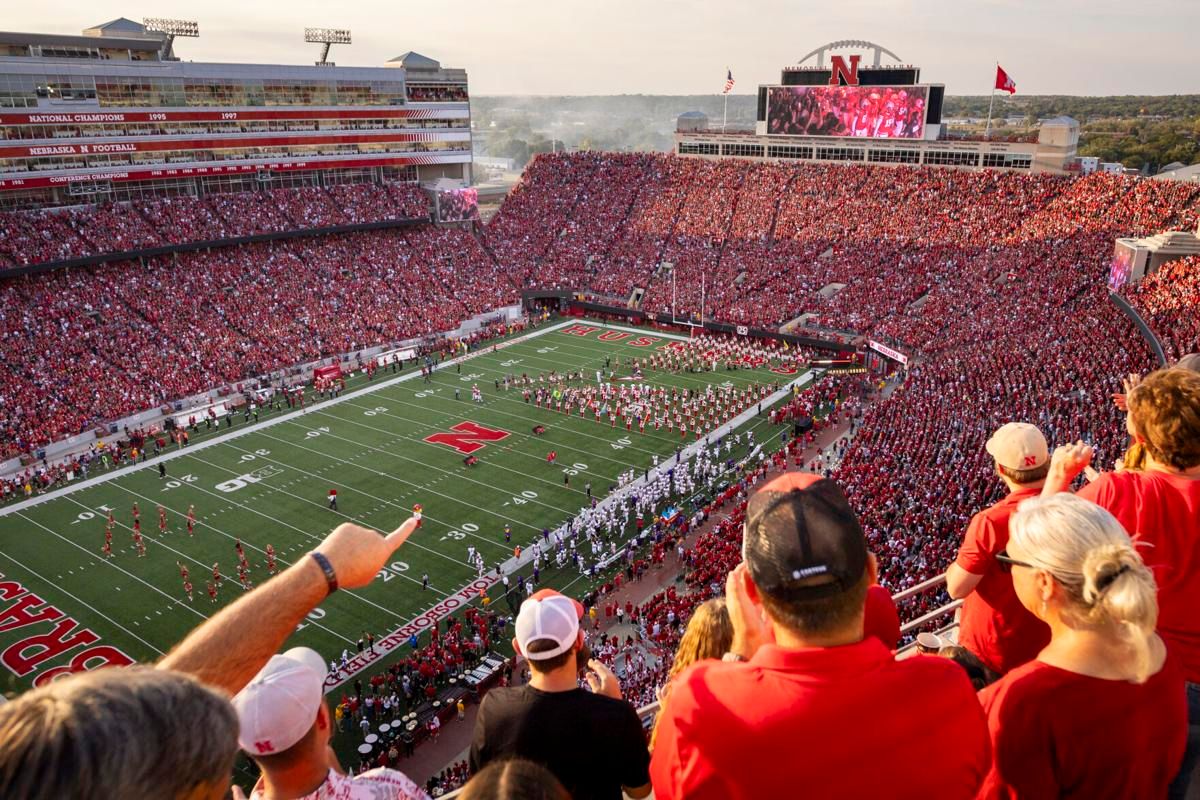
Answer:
[
  {"left": 142, "top": 18, "right": 199, "bottom": 59},
  {"left": 305, "top": 28, "right": 352, "bottom": 66}
]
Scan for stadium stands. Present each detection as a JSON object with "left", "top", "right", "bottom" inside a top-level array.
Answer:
[
  {"left": 0, "top": 182, "right": 430, "bottom": 270},
  {"left": 0, "top": 224, "right": 511, "bottom": 459},
  {"left": 1128, "top": 254, "right": 1200, "bottom": 362},
  {"left": 477, "top": 154, "right": 1200, "bottom": 621},
  {"left": 3, "top": 150, "right": 1200, "bottom": 799}
]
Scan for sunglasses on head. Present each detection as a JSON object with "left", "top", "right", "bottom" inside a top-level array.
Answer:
[{"left": 995, "top": 550, "right": 1035, "bottom": 573}]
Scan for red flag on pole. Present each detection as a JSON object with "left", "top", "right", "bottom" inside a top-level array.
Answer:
[{"left": 995, "top": 65, "right": 1017, "bottom": 94}]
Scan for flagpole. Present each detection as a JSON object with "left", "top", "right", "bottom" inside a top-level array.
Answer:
[
  {"left": 985, "top": 60, "right": 997, "bottom": 140},
  {"left": 722, "top": 92, "right": 728, "bottom": 133}
]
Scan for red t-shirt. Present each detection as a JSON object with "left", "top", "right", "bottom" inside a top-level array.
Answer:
[
  {"left": 650, "top": 639, "right": 989, "bottom": 800},
  {"left": 1078, "top": 470, "right": 1200, "bottom": 681},
  {"left": 864, "top": 584, "right": 901, "bottom": 650},
  {"left": 955, "top": 487, "right": 1050, "bottom": 675},
  {"left": 977, "top": 656, "right": 1187, "bottom": 799}
]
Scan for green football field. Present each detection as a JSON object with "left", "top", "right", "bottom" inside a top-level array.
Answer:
[{"left": 0, "top": 319, "right": 810, "bottom": 697}]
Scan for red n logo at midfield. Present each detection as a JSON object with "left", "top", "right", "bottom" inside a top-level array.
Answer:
[
  {"left": 424, "top": 421, "right": 510, "bottom": 454},
  {"left": 828, "top": 55, "right": 861, "bottom": 86}
]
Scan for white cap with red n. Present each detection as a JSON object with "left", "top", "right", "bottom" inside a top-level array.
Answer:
[
  {"left": 985, "top": 422, "right": 1049, "bottom": 471},
  {"left": 232, "top": 647, "right": 328, "bottom": 756}
]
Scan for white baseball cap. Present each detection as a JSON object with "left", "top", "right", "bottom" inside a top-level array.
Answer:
[
  {"left": 233, "top": 647, "right": 328, "bottom": 756},
  {"left": 515, "top": 589, "right": 584, "bottom": 661},
  {"left": 985, "top": 422, "right": 1049, "bottom": 472}
]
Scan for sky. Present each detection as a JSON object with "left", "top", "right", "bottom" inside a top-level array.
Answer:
[{"left": 8, "top": 0, "right": 1200, "bottom": 96}]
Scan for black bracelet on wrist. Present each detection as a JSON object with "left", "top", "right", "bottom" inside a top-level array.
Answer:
[{"left": 309, "top": 551, "right": 338, "bottom": 595}]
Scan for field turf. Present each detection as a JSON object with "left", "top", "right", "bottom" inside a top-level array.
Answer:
[{"left": 0, "top": 320, "right": 806, "bottom": 697}]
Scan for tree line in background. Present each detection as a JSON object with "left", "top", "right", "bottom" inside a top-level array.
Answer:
[{"left": 472, "top": 94, "right": 1200, "bottom": 172}]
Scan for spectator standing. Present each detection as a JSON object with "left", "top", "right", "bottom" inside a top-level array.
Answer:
[
  {"left": 0, "top": 667, "right": 239, "bottom": 800},
  {"left": 234, "top": 647, "right": 428, "bottom": 799},
  {"left": 470, "top": 589, "right": 651, "bottom": 800},
  {"left": 650, "top": 473, "right": 988, "bottom": 800},
  {"left": 946, "top": 423, "right": 1052, "bottom": 675},
  {"left": 978, "top": 494, "right": 1187, "bottom": 798},
  {"left": 649, "top": 598, "right": 732, "bottom": 750},
  {"left": 1044, "top": 367, "right": 1200, "bottom": 798}
]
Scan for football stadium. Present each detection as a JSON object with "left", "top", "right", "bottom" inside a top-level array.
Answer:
[{"left": 0, "top": 13, "right": 1198, "bottom": 800}]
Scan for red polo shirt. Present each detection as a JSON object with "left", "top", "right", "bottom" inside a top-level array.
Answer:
[
  {"left": 649, "top": 639, "right": 989, "bottom": 800},
  {"left": 955, "top": 486, "right": 1050, "bottom": 675},
  {"left": 978, "top": 656, "right": 1187, "bottom": 799},
  {"left": 1078, "top": 469, "right": 1200, "bottom": 681},
  {"left": 864, "top": 584, "right": 901, "bottom": 650}
]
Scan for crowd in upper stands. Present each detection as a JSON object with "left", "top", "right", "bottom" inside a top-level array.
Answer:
[
  {"left": 0, "top": 224, "right": 514, "bottom": 459},
  {"left": 1130, "top": 254, "right": 1200, "bottom": 362},
  {"left": 0, "top": 182, "right": 430, "bottom": 269},
  {"left": 481, "top": 153, "right": 1200, "bottom": 328},
  {"left": 3, "top": 158, "right": 1198, "bottom": 465}
]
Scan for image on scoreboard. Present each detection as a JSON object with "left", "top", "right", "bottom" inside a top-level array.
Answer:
[
  {"left": 1108, "top": 245, "right": 1136, "bottom": 292},
  {"left": 437, "top": 187, "right": 480, "bottom": 222},
  {"left": 767, "top": 85, "right": 928, "bottom": 139}
]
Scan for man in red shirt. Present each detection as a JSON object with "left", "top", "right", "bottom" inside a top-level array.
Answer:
[
  {"left": 650, "top": 473, "right": 989, "bottom": 800},
  {"left": 946, "top": 422, "right": 1051, "bottom": 675}
]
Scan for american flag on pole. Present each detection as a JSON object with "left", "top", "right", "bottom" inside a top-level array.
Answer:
[{"left": 723, "top": 68, "right": 735, "bottom": 94}]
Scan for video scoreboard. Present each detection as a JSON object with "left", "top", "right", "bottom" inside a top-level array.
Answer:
[{"left": 756, "top": 43, "right": 945, "bottom": 142}]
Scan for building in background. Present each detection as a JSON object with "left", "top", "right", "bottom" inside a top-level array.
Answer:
[{"left": 0, "top": 18, "right": 471, "bottom": 209}]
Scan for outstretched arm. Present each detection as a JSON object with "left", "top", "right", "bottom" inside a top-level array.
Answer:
[{"left": 159, "top": 518, "right": 419, "bottom": 694}]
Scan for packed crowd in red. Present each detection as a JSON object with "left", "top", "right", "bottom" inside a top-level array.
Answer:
[
  {"left": 485, "top": 152, "right": 1200, "bottom": 631},
  {"left": 3, "top": 157, "right": 1198, "bottom": 636},
  {"left": 1128, "top": 254, "right": 1200, "bottom": 362},
  {"left": 0, "top": 225, "right": 514, "bottom": 458},
  {"left": 0, "top": 182, "right": 430, "bottom": 269},
  {"left": 485, "top": 153, "right": 1200, "bottom": 332}
]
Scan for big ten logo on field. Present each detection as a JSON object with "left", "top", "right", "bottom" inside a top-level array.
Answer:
[
  {"left": 216, "top": 463, "right": 284, "bottom": 493},
  {"left": 0, "top": 570, "right": 135, "bottom": 687},
  {"left": 560, "top": 325, "right": 661, "bottom": 348},
  {"left": 423, "top": 421, "right": 510, "bottom": 455}
]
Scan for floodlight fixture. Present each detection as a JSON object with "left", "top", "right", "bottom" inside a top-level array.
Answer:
[
  {"left": 305, "top": 27, "right": 352, "bottom": 66},
  {"left": 305, "top": 28, "right": 352, "bottom": 45},
  {"left": 143, "top": 18, "right": 198, "bottom": 59},
  {"left": 143, "top": 18, "right": 199, "bottom": 38}
]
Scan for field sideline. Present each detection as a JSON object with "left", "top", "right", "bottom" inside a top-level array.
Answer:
[{"left": 0, "top": 320, "right": 808, "bottom": 696}]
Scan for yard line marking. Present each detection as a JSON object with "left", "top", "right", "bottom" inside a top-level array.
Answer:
[
  {"left": 55, "top": 490, "right": 370, "bottom": 640},
  {"left": 278, "top": 414, "right": 584, "bottom": 518},
  {"left": 0, "top": 548, "right": 165, "bottom": 656},
  {"left": 0, "top": 319, "right": 582, "bottom": 518},
  {"left": 107, "top": 465, "right": 455, "bottom": 600},
  {"left": 177, "top": 449, "right": 475, "bottom": 573},
  {"left": 16, "top": 512, "right": 210, "bottom": 624},
  {"left": 227, "top": 430, "right": 550, "bottom": 545}
]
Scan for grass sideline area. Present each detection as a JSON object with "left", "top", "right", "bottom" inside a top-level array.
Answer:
[{"left": 0, "top": 320, "right": 809, "bottom": 703}]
